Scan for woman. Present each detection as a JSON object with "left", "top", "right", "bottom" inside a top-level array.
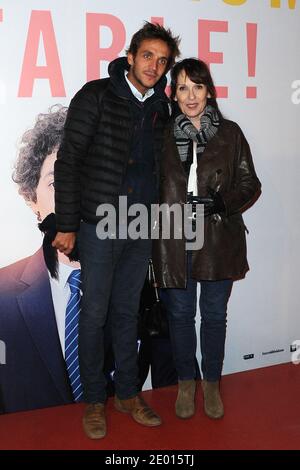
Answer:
[{"left": 153, "top": 58, "right": 261, "bottom": 420}]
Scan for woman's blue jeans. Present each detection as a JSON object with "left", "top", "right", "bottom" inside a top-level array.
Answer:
[{"left": 161, "top": 253, "right": 233, "bottom": 382}]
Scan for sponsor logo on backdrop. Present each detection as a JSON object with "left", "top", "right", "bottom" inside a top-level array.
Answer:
[
  {"left": 243, "top": 353, "right": 254, "bottom": 360},
  {"left": 291, "top": 340, "right": 300, "bottom": 364},
  {"left": 261, "top": 348, "right": 284, "bottom": 355}
]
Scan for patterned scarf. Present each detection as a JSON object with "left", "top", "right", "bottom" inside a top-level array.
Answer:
[{"left": 174, "top": 105, "right": 220, "bottom": 163}]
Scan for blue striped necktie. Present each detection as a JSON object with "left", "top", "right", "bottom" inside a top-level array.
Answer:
[{"left": 65, "top": 269, "right": 83, "bottom": 402}]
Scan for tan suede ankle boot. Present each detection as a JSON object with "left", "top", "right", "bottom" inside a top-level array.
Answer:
[
  {"left": 201, "top": 380, "right": 224, "bottom": 419},
  {"left": 175, "top": 379, "right": 196, "bottom": 419}
]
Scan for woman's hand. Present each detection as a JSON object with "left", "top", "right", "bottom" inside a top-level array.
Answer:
[{"left": 204, "top": 188, "right": 225, "bottom": 217}]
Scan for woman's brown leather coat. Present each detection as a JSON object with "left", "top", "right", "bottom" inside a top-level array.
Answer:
[{"left": 153, "top": 118, "right": 261, "bottom": 287}]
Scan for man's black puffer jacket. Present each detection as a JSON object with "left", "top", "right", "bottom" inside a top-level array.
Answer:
[{"left": 54, "top": 57, "right": 169, "bottom": 232}]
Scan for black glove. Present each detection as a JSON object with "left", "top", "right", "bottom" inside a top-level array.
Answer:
[
  {"left": 204, "top": 188, "right": 225, "bottom": 217},
  {"left": 38, "top": 213, "right": 79, "bottom": 279},
  {"left": 187, "top": 194, "right": 214, "bottom": 215}
]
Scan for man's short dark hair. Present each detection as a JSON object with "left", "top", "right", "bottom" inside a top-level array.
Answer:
[
  {"left": 126, "top": 21, "right": 180, "bottom": 70},
  {"left": 13, "top": 105, "right": 67, "bottom": 203}
]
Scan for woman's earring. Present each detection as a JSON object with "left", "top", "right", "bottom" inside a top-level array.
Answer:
[{"left": 36, "top": 211, "right": 42, "bottom": 222}]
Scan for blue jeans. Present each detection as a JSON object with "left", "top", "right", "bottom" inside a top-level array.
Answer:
[
  {"left": 78, "top": 222, "right": 151, "bottom": 403},
  {"left": 161, "top": 253, "right": 233, "bottom": 382}
]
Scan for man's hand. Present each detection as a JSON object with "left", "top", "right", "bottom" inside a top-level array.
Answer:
[{"left": 52, "top": 232, "right": 76, "bottom": 255}]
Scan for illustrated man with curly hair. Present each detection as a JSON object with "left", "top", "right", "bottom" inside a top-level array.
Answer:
[
  {"left": 13, "top": 105, "right": 68, "bottom": 215},
  {"left": 0, "top": 105, "right": 82, "bottom": 413}
]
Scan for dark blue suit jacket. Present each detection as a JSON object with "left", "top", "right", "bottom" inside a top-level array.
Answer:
[{"left": 0, "top": 249, "right": 73, "bottom": 413}]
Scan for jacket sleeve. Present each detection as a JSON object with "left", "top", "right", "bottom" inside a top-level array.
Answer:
[
  {"left": 221, "top": 125, "right": 261, "bottom": 216},
  {"left": 54, "top": 83, "right": 100, "bottom": 232}
]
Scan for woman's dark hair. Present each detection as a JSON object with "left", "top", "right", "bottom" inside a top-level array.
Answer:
[
  {"left": 126, "top": 22, "right": 181, "bottom": 70},
  {"left": 170, "top": 58, "right": 221, "bottom": 116}
]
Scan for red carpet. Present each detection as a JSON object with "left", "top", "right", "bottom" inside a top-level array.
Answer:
[{"left": 1, "top": 363, "right": 300, "bottom": 450}]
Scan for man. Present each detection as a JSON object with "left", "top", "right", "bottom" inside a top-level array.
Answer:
[{"left": 53, "top": 22, "right": 180, "bottom": 439}]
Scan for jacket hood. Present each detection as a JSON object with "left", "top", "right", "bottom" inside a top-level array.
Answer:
[{"left": 108, "top": 56, "right": 168, "bottom": 100}]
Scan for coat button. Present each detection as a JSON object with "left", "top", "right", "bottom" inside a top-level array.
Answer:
[
  {"left": 128, "top": 159, "right": 134, "bottom": 165},
  {"left": 128, "top": 187, "right": 133, "bottom": 194}
]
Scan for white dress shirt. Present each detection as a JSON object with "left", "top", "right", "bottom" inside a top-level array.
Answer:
[
  {"left": 187, "top": 141, "right": 198, "bottom": 196},
  {"left": 124, "top": 71, "right": 154, "bottom": 102}
]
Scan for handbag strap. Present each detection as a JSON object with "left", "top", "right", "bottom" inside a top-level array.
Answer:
[{"left": 149, "top": 259, "right": 160, "bottom": 302}]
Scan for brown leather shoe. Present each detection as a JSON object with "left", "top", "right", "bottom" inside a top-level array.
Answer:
[
  {"left": 201, "top": 380, "right": 224, "bottom": 419},
  {"left": 83, "top": 403, "right": 106, "bottom": 439},
  {"left": 114, "top": 395, "right": 162, "bottom": 427}
]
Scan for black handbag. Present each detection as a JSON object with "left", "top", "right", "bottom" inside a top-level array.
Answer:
[{"left": 139, "top": 259, "right": 169, "bottom": 338}]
